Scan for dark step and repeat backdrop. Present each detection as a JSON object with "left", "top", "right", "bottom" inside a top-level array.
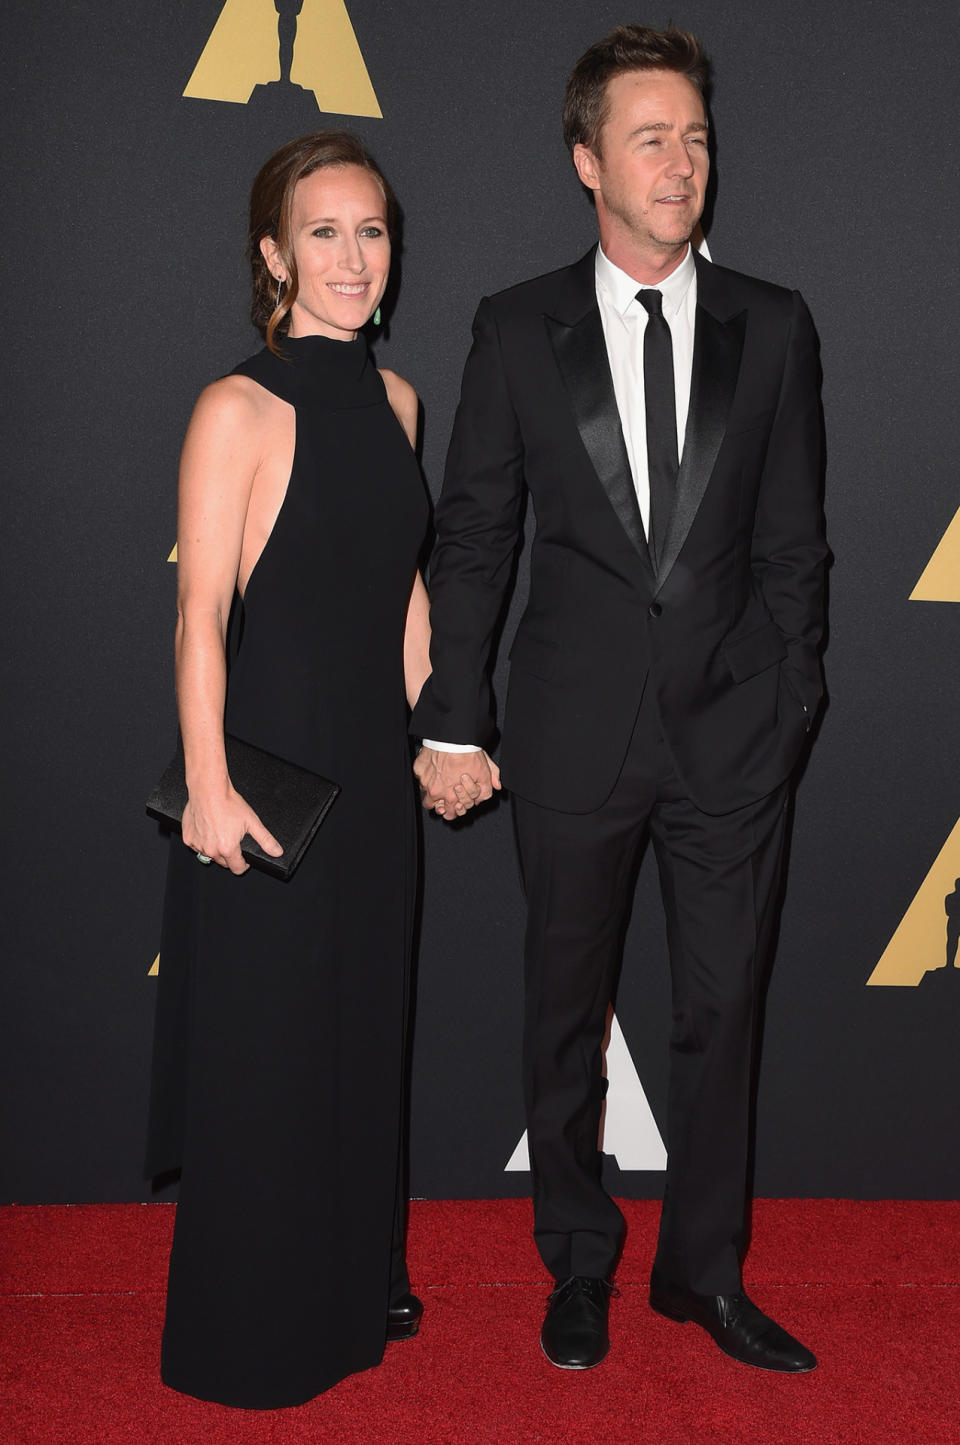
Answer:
[{"left": 3, "top": 0, "right": 958, "bottom": 1204}]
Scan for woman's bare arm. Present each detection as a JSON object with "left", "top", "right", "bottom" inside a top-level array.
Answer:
[
  {"left": 380, "top": 370, "right": 432, "bottom": 707},
  {"left": 175, "top": 376, "right": 283, "bottom": 873}
]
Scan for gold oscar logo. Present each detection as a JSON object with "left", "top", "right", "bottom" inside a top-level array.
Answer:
[
  {"left": 868, "top": 822, "right": 960, "bottom": 986},
  {"left": 868, "top": 511, "right": 960, "bottom": 985},
  {"left": 909, "top": 506, "right": 960, "bottom": 602},
  {"left": 184, "top": 0, "right": 381, "bottom": 117}
]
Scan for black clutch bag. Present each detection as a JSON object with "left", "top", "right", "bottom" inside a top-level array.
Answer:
[{"left": 146, "top": 735, "right": 340, "bottom": 881}]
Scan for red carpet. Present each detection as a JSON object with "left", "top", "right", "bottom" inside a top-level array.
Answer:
[{"left": 2, "top": 1200, "right": 959, "bottom": 1443}]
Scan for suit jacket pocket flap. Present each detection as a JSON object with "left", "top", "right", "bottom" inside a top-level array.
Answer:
[
  {"left": 508, "top": 631, "right": 558, "bottom": 680},
  {"left": 723, "top": 621, "right": 787, "bottom": 683}
]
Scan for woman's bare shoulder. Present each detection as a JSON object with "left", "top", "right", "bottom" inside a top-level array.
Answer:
[
  {"left": 379, "top": 368, "right": 419, "bottom": 445},
  {"left": 379, "top": 368, "right": 418, "bottom": 410},
  {"left": 190, "top": 372, "right": 274, "bottom": 428}
]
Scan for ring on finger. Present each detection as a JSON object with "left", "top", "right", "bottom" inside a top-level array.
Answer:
[{"left": 196, "top": 852, "right": 213, "bottom": 865}]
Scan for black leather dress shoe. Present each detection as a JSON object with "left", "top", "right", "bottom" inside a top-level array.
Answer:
[
  {"left": 649, "top": 1270, "right": 816, "bottom": 1373},
  {"left": 386, "top": 1292, "right": 423, "bottom": 1342},
  {"left": 541, "top": 1276, "right": 613, "bottom": 1369}
]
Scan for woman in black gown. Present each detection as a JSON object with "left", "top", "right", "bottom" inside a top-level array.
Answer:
[{"left": 147, "top": 132, "right": 471, "bottom": 1409}]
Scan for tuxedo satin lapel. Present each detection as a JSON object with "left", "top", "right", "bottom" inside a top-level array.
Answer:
[
  {"left": 655, "top": 304, "right": 746, "bottom": 586},
  {"left": 546, "top": 310, "right": 652, "bottom": 569}
]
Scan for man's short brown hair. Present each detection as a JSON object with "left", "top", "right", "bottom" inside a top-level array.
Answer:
[{"left": 562, "top": 24, "right": 710, "bottom": 157}]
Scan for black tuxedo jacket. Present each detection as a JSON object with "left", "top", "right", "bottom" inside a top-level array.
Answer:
[{"left": 412, "top": 248, "right": 827, "bottom": 816}]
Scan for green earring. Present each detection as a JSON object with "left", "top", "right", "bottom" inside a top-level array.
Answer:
[{"left": 373, "top": 305, "right": 381, "bottom": 326}]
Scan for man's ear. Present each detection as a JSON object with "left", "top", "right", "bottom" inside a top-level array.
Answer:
[
  {"left": 259, "top": 234, "right": 284, "bottom": 282},
  {"left": 573, "top": 143, "right": 601, "bottom": 192}
]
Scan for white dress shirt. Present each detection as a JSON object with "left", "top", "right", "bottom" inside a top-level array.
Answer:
[
  {"left": 595, "top": 241, "right": 697, "bottom": 535},
  {"left": 423, "top": 244, "right": 697, "bottom": 754}
]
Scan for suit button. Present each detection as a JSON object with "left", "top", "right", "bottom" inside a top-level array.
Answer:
[{"left": 648, "top": 602, "right": 662, "bottom": 618}]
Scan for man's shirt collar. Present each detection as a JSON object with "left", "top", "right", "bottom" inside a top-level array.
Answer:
[{"left": 595, "top": 242, "right": 696, "bottom": 320}]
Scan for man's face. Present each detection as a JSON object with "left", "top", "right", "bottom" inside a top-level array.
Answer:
[{"left": 575, "top": 69, "right": 709, "bottom": 265}]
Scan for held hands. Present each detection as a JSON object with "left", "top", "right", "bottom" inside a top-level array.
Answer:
[
  {"left": 413, "top": 747, "right": 501, "bottom": 822},
  {"left": 181, "top": 786, "right": 283, "bottom": 875}
]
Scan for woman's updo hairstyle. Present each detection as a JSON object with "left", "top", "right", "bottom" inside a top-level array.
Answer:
[{"left": 248, "top": 130, "right": 398, "bottom": 355}]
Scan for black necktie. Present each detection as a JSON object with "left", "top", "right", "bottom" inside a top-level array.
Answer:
[{"left": 636, "top": 289, "right": 679, "bottom": 570}]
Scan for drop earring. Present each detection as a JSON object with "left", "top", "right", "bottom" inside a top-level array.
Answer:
[
  {"left": 275, "top": 275, "right": 284, "bottom": 309},
  {"left": 373, "top": 305, "right": 382, "bottom": 326}
]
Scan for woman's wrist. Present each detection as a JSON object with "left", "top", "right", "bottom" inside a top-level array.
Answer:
[{"left": 184, "top": 760, "right": 231, "bottom": 799}]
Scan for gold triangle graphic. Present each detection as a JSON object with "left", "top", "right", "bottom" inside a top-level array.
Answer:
[
  {"left": 148, "top": 954, "right": 160, "bottom": 977},
  {"left": 184, "top": 0, "right": 280, "bottom": 103},
  {"left": 184, "top": 0, "right": 381, "bottom": 117},
  {"left": 168, "top": 543, "right": 177, "bottom": 563},
  {"left": 291, "top": 0, "right": 381, "bottom": 117},
  {"left": 910, "top": 506, "right": 960, "bottom": 602},
  {"left": 867, "top": 817, "right": 960, "bottom": 985}
]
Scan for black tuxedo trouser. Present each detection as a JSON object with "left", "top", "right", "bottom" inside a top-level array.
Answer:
[{"left": 512, "top": 686, "right": 788, "bottom": 1295}]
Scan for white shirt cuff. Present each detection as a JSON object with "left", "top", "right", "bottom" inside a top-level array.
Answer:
[{"left": 421, "top": 740, "right": 481, "bottom": 753}]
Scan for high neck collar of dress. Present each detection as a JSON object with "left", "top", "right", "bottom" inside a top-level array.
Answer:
[{"left": 274, "top": 331, "right": 369, "bottom": 369}]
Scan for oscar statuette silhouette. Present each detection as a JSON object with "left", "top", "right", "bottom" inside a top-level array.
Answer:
[
  {"left": 246, "top": 0, "right": 315, "bottom": 122},
  {"left": 921, "top": 879, "right": 960, "bottom": 991}
]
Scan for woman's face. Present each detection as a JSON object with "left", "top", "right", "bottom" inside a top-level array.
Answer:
[{"left": 264, "top": 164, "right": 391, "bottom": 340}]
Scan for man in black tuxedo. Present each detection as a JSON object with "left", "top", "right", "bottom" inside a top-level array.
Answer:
[{"left": 413, "top": 25, "right": 825, "bottom": 1374}]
